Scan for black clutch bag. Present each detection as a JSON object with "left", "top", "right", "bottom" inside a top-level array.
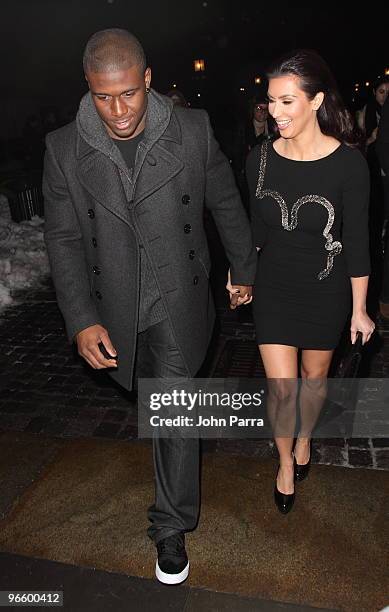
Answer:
[{"left": 335, "top": 331, "right": 363, "bottom": 379}]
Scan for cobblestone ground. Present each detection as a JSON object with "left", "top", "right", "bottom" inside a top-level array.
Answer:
[{"left": 0, "top": 276, "right": 388, "bottom": 469}]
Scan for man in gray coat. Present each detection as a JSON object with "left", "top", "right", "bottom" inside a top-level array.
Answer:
[{"left": 43, "top": 29, "right": 256, "bottom": 585}]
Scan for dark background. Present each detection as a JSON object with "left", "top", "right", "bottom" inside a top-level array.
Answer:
[{"left": 1, "top": 0, "right": 388, "bottom": 139}]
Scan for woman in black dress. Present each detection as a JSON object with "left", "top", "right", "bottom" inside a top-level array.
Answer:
[{"left": 245, "top": 50, "right": 375, "bottom": 513}]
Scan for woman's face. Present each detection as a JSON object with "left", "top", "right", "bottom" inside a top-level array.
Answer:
[
  {"left": 267, "top": 74, "right": 322, "bottom": 139},
  {"left": 374, "top": 83, "right": 389, "bottom": 106}
]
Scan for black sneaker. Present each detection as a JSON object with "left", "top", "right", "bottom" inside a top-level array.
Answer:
[{"left": 155, "top": 532, "right": 189, "bottom": 585}]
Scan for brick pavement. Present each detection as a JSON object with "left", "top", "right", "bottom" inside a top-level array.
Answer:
[{"left": 0, "top": 276, "right": 388, "bottom": 469}]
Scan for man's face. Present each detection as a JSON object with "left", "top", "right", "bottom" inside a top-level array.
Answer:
[
  {"left": 253, "top": 103, "right": 268, "bottom": 122},
  {"left": 86, "top": 65, "right": 151, "bottom": 139}
]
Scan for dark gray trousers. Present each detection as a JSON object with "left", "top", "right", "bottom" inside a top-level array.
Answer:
[{"left": 134, "top": 318, "right": 200, "bottom": 544}]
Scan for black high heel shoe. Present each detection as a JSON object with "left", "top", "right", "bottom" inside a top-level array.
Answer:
[
  {"left": 294, "top": 440, "right": 312, "bottom": 482},
  {"left": 274, "top": 465, "right": 295, "bottom": 514}
]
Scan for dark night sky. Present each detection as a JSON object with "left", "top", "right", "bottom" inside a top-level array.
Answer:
[{"left": 1, "top": 0, "right": 388, "bottom": 136}]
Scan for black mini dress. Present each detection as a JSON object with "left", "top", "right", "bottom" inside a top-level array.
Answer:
[{"left": 246, "top": 139, "right": 371, "bottom": 350}]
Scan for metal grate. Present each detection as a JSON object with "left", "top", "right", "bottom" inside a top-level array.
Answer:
[
  {"left": 212, "top": 339, "right": 265, "bottom": 378},
  {"left": 8, "top": 184, "right": 44, "bottom": 222}
]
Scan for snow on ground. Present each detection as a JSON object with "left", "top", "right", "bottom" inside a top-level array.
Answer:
[{"left": 0, "top": 194, "right": 49, "bottom": 313}]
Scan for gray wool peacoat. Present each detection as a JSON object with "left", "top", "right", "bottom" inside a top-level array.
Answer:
[{"left": 43, "top": 89, "right": 257, "bottom": 391}]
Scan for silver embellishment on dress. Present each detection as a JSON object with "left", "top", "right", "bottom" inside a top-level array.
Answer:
[{"left": 255, "top": 140, "right": 342, "bottom": 280}]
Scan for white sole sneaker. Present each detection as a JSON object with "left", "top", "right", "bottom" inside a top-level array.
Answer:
[{"left": 155, "top": 560, "right": 190, "bottom": 585}]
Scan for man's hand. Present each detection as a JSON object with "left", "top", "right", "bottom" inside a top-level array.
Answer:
[
  {"left": 75, "top": 324, "right": 118, "bottom": 369},
  {"left": 226, "top": 269, "right": 253, "bottom": 310}
]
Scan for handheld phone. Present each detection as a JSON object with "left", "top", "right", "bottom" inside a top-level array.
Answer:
[{"left": 98, "top": 341, "right": 118, "bottom": 361}]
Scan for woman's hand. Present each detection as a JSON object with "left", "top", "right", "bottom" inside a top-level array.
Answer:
[
  {"left": 366, "top": 127, "right": 378, "bottom": 147},
  {"left": 350, "top": 311, "right": 375, "bottom": 345}
]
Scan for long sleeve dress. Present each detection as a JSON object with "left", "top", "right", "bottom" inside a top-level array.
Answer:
[{"left": 246, "top": 138, "right": 371, "bottom": 349}]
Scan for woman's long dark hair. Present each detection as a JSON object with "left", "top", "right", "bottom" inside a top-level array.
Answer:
[{"left": 267, "top": 49, "right": 360, "bottom": 147}]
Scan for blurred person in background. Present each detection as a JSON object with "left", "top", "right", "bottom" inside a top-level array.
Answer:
[
  {"left": 356, "top": 77, "right": 389, "bottom": 297},
  {"left": 245, "top": 94, "right": 276, "bottom": 151},
  {"left": 376, "top": 95, "right": 389, "bottom": 318},
  {"left": 166, "top": 89, "right": 188, "bottom": 107}
]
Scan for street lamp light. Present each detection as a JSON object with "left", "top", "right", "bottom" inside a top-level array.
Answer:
[
  {"left": 255, "top": 76, "right": 261, "bottom": 85},
  {"left": 194, "top": 59, "right": 205, "bottom": 72}
]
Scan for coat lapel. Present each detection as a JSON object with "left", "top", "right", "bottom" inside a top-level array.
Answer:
[
  {"left": 134, "top": 142, "right": 184, "bottom": 206},
  {"left": 76, "top": 140, "right": 133, "bottom": 228},
  {"left": 133, "top": 106, "right": 184, "bottom": 205}
]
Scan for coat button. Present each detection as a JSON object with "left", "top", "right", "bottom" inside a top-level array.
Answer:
[
  {"left": 184, "top": 224, "right": 192, "bottom": 234},
  {"left": 93, "top": 266, "right": 101, "bottom": 275},
  {"left": 95, "top": 290, "right": 102, "bottom": 300},
  {"left": 189, "top": 249, "right": 195, "bottom": 260},
  {"left": 92, "top": 238, "right": 97, "bottom": 247},
  {"left": 88, "top": 209, "right": 95, "bottom": 218},
  {"left": 147, "top": 155, "right": 157, "bottom": 166},
  {"left": 193, "top": 276, "right": 199, "bottom": 285},
  {"left": 182, "top": 194, "right": 190, "bottom": 205}
]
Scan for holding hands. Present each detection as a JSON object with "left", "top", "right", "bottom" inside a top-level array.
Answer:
[{"left": 226, "top": 269, "right": 253, "bottom": 310}]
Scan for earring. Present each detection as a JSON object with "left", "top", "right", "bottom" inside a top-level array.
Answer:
[{"left": 146, "top": 86, "right": 150, "bottom": 93}]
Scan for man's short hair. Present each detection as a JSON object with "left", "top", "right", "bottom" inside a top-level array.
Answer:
[{"left": 83, "top": 28, "right": 146, "bottom": 74}]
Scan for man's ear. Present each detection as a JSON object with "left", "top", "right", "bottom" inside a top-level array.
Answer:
[{"left": 145, "top": 67, "right": 152, "bottom": 90}]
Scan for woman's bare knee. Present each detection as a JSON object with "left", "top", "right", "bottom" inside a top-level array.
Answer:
[
  {"left": 268, "top": 378, "right": 299, "bottom": 403},
  {"left": 301, "top": 350, "right": 333, "bottom": 379}
]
